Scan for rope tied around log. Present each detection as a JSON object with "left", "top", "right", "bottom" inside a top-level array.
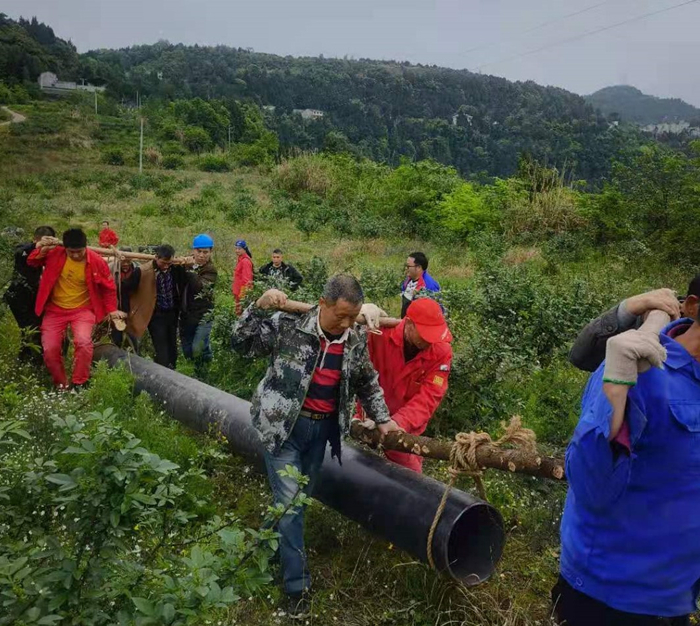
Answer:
[{"left": 426, "top": 416, "right": 537, "bottom": 571}]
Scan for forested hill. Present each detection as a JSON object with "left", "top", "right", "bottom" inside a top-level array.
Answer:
[
  {"left": 586, "top": 85, "right": 700, "bottom": 125},
  {"left": 81, "top": 42, "right": 628, "bottom": 181},
  {"left": 0, "top": 14, "right": 79, "bottom": 84},
  {"left": 1, "top": 12, "right": 635, "bottom": 181}
]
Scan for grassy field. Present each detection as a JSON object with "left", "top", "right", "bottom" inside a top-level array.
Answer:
[{"left": 0, "top": 98, "right": 692, "bottom": 625}]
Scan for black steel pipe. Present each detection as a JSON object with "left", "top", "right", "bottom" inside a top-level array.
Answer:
[{"left": 94, "top": 345, "right": 505, "bottom": 584}]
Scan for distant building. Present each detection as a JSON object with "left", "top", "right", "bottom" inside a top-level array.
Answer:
[
  {"left": 263, "top": 105, "right": 276, "bottom": 113},
  {"left": 293, "top": 108, "right": 324, "bottom": 120},
  {"left": 642, "top": 121, "right": 700, "bottom": 137},
  {"left": 37, "top": 72, "right": 105, "bottom": 94}
]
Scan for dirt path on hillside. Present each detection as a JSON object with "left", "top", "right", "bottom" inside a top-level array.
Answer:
[{"left": 0, "top": 106, "right": 26, "bottom": 126}]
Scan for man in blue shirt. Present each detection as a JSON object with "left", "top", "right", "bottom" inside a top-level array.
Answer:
[
  {"left": 555, "top": 310, "right": 700, "bottom": 625},
  {"left": 401, "top": 251, "right": 441, "bottom": 318}
]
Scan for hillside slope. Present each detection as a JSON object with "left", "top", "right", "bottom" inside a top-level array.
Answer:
[
  {"left": 586, "top": 85, "right": 700, "bottom": 125},
  {"left": 81, "top": 42, "right": 629, "bottom": 181}
]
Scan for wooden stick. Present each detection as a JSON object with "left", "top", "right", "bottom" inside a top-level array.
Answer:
[
  {"left": 349, "top": 421, "right": 566, "bottom": 481},
  {"left": 280, "top": 299, "right": 401, "bottom": 328},
  {"left": 89, "top": 246, "right": 156, "bottom": 261}
]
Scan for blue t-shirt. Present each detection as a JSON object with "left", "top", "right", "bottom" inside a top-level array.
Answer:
[{"left": 561, "top": 318, "right": 700, "bottom": 616}]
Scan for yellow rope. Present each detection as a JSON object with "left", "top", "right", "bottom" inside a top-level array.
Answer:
[{"left": 426, "top": 416, "right": 537, "bottom": 571}]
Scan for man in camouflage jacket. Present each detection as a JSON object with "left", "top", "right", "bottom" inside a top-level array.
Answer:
[{"left": 231, "top": 275, "right": 399, "bottom": 616}]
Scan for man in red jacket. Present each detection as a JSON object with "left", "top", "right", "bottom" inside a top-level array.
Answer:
[
  {"left": 357, "top": 297, "right": 453, "bottom": 472},
  {"left": 28, "top": 228, "right": 125, "bottom": 388},
  {"left": 98, "top": 220, "right": 119, "bottom": 248}
]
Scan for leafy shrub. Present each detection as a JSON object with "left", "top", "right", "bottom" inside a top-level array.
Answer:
[
  {"left": 431, "top": 182, "right": 497, "bottom": 240},
  {"left": 230, "top": 141, "right": 273, "bottom": 168},
  {"left": 161, "top": 154, "right": 184, "bottom": 170},
  {"left": 198, "top": 154, "right": 230, "bottom": 172},
  {"left": 182, "top": 126, "right": 212, "bottom": 154},
  {"left": 101, "top": 147, "right": 125, "bottom": 166}
]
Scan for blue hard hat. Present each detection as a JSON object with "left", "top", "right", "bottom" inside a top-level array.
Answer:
[{"left": 192, "top": 233, "right": 214, "bottom": 249}]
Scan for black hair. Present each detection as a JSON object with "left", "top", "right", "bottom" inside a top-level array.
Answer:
[
  {"left": 687, "top": 274, "right": 700, "bottom": 298},
  {"left": 408, "top": 251, "right": 428, "bottom": 271},
  {"left": 155, "top": 244, "right": 175, "bottom": 260},
  {"left": 272, "top": 248, "right": 283, "bottom": 255},
  {"left": 119, "top": 246, "right": 133, "bottom": 253},
  {"left": 101, "top": 220, "right": 109, "bottom": 226},
  {"left": 62, "top": 228, "right": 87, "bottom": 249},
  {"left": 322, "top": 274, "right": 364, "bottom": 306},
  {"left": 34, "top": 226, "right": 55, "bottom": 238}
]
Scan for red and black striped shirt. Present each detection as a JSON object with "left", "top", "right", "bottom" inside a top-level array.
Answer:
[{"left": 302, "top": 334, "right": 344, "bottom": 414}]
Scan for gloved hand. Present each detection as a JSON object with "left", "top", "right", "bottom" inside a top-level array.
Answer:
[
  {"left": 358, "top": 303, "right": 387, "bottom": 333},
  {"left": 256, "top": 289, "right": 288, "bottom": 310},
  {"left": 603, "top": 310, "right": 669, "bottom": 385},
  {"left": 624, "top": 288, "right": 680, "bottom": 320}
]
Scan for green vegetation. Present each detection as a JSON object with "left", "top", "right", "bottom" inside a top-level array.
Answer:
[
  {"left": 586, "top": 85, "right": 700, "bottom": 125},
  {"left": 0, "top": 88, "right": 697, "bottom": 625},
  {"left": 0, "top": 12, "right": 644, "bottom": 181}
]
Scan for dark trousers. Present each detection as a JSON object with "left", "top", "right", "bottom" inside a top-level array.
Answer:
[
  {"left": 110, "top": 328, "right": 141, "bottom": 354},
  {"left": 552, "top": 576, "right": 690, "bottom": 626},
  {"left": 263, "top": 416, "right": 335, "bottom": 596},
  {"left": 4, "top": 289, "right": 42, "bottom": 360},
  {"left": 148, "top": 309, "right": 179, "bottom": 369}
]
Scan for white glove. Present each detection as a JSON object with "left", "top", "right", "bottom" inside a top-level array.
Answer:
[
  {"left": 358, "top": 303, "right": 387, "bottom": 332},
  {"left": 256, "top": 289, "right": 288, "bottom": 310},
  {"left": 603, "top": 310, "right": 669, "bottom": 385}
]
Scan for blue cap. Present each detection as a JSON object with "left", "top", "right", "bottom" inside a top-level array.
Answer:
[
  {"left": 235, "top": 239, "right": 247, "bottom": 248},
  {"left": 192, "top": 234, "right": 214, "bottom": 249}
]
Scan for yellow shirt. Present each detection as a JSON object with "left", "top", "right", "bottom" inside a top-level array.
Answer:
[{"left": 51, "top": 257, "right": 90, "bottom": 309}]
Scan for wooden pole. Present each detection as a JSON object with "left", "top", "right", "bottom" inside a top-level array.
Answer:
[
  {"left": 94, "top": 90, "right": 98, "bottom": 116},
  {"left": 349, "top": 421, "right": 566, "bottom": 481},
  {"left": 139, "top": 117, "right": 144, "bottom": 174},
  {"left": 279, "top": 299, "right": 401, "bottom": 328}
]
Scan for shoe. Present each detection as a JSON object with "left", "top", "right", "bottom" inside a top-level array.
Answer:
[{"left": 285, "top": 592, "right": 311, "bottom": 620}]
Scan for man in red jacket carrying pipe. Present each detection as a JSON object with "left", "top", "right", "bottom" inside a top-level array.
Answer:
[
  {"left": 356, "top": 297, "right": 453, "bottom": 472},
  {"left": 28, "top": 228, "right": 125, "bottom": 389}
]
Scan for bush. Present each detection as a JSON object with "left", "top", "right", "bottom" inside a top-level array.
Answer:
[
  {"left": 101, "top": 147, "right": 125, "bottom": 166},
  {"left": 431, "top": 182, "right": 497, "bottom": 240},
  {"left": 182, "top": 126, "right": 212, "bottom": 153},
  {"left": 161, "top": 153, "right": 184, "bottom": 170},
  {"left": 198, "top": 154, "right": 231, "bottom": 172},
  {"left": 230, "top": 141, "right": 273, "bottom": 168}
]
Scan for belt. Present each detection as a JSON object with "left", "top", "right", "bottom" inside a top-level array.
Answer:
[{"left": 299, "top": 409, "right": 336, "bottom": 421}]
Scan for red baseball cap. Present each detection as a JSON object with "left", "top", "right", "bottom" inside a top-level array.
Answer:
[{"left": 405, "top": 298, "right": 452, "bottom": 344}]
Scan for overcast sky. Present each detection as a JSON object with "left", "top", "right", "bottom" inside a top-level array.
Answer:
[{"left": 5, "top": 0, "right": 700, "bottom": 106}]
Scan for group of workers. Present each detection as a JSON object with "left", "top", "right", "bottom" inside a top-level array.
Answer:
[{"left": 7, "top": 222, "right": 694, "bottom": 625}]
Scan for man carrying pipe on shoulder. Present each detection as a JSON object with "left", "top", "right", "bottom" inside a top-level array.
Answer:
[
  {"left": 354, "top": 297, "right": 453, "bottom": 473},
  {"left": 554, "top": 299, "right": 700, "bottom": 625},
  {"left": 230, "top": 275, "right": 401, "bottom": 618},
  {"left": 27, "top": 229, "right": 125, "bottom": 389}
]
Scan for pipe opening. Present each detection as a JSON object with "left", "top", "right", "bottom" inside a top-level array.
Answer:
[{"left": 446, "top": 503, "right": 505, "bottom": 585}]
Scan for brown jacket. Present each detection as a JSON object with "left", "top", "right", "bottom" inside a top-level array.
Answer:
[{"left": 126, "top": 262, "right": 157, "bottom": 339}]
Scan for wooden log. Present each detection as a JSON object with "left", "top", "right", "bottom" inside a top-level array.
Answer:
[
  {"left": 280, "top": 299, "right": 401, "bottom": 329},
  {"left": 349, "top": 421, "right": 566, "bottom": 481},
  {"left": 89, "top": 246, "right": 156, "bottom": 261}
]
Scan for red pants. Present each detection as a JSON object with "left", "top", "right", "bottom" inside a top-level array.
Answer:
[{"left": 41, "top": 304, "right": 95, "bottom": 386}]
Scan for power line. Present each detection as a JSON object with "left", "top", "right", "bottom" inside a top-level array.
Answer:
[
  {"left": 463, "top": 0, "right": 616, "bottom": 56},
  {"left": 474, "top": 0, "right": 700, "bottom": 71}
]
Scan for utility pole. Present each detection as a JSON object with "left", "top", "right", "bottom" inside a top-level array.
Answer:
[
  {"left": 228, "top": 125, "right": 231, "bottom": 151},
  {"left": 139, "top": 117, "right": 144, "bottom": 174},
  {"left": 136, "top": 90, "right": 140, "bottom": 109},
  {"left": 94, "top": 90, "right": 98, "bottom": 116}
]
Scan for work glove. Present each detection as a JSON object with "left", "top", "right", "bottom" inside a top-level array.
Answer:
[
  {"left": 624, "top": 288, "right": 680, "bottom": 320},
  {"left": 603, "top": 310, "right": 669, "bottom": 386},
  {"left": 255, "top": 288, "right": 288, "bottom": 310},
  {"left": 358, "top": 303, "right": 387, "bottom": 333}
]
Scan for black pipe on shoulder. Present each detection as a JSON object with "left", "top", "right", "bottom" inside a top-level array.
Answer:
[{"left": 94, "top": 345, "right": 505, "bottom": 585}]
